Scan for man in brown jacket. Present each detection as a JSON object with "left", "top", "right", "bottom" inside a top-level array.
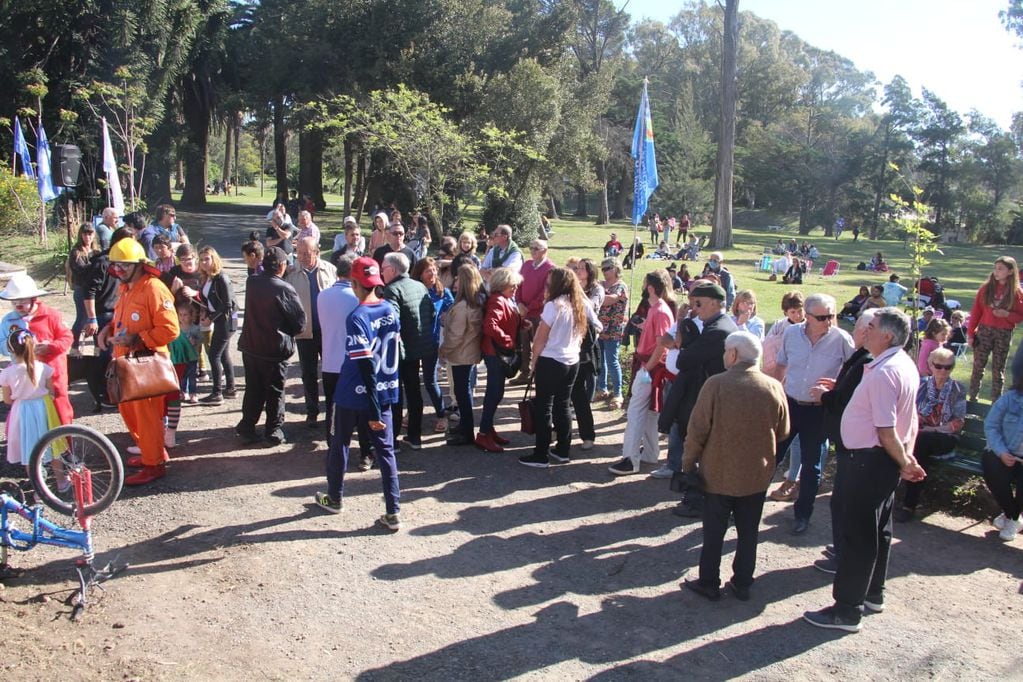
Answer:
[{"left": 681, "top": 331, "right": 790, "bottom": 602}]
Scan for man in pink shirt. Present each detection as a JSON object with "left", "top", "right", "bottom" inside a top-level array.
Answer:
[
  {"left": 804, "top": 307, "right": 925, "bottom": 633},
  {"left": 511, "top": 239, "right": 553, "bottom": 385}
]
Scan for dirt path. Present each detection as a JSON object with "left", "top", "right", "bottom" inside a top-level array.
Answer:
[{"left": 1, "top": 209, "right": 1021, "bottom": 681}]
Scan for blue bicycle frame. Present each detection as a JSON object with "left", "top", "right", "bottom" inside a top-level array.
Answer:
[{"left": 0, "top": 493, "right": 94, "bottom": 562}]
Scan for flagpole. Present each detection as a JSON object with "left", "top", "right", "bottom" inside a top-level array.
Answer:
[{"left": 628, "top": 77, "right": 657, "bottom": 319}]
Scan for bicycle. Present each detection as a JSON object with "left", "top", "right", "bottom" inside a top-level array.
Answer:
[{"left": 0, "top": 424, "right": 125, "bottom": 620}]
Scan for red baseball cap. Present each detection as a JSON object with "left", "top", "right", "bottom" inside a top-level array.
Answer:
[{"left": 351, "top": 256, "right": 384, "bottom": 288}]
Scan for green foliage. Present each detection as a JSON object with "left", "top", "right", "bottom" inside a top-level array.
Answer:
[{"left": 0, "top": 167, "right": 42, "bottom": 238}]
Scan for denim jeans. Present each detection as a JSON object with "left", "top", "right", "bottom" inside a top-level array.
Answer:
[
  {"left": 208, "top": 316, "right": 235, "bottom": 395},
  {"left": 480, "top": 354, "right": 506, "bottom": 433},
  {"left": 597, "top": 338, "right": 622, "bottom": 396},
  {"left": 451, "top": 364, "right": 475, "bottom": 439},
  {"left": 71, "top": 285, "right": 87, "bottom": 344},
  {"left": 421, "top": 350, "right": 445, "bottom": 417},
  {"left": 774, "top": 399, "right": 829, "bottom": 521},
  {"left": 667, "top": 423, "right": 683, "bottom": 472}
]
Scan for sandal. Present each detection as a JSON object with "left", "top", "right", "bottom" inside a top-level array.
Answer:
[{"left": 769, "top": 480, "right": 799, "bottom": 502}]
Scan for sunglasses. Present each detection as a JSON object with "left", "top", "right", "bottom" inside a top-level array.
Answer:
[
  {"left": 932, "top": 363, "right": 954, "bottom": 370},
  {"left": 810, "top": 313, "right": 836, "bottom": 322}
]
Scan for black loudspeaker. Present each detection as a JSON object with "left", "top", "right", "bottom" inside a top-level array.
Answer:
[{"left": 53, "top": 144, "right": 82, "bottom": 187}]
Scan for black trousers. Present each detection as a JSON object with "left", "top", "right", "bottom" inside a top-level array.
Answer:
[
  {"left": 394, "top": 358, "right": 424, "bottom": 445},
  {"left": 208, "top": 315, "right": 235, "bottom": 395},
  {"left": 832, "top": 446, "right": 900, "bottom": 620},
  {"left": 239, "top": 354, "right": 288, "bottom": 436},
  {"left": 902, "top": 431, "right": 958, "bottom": 509},
  {"left": 296, "top": 330, "right": 322, "bottom": 419},
  {"left": 532, "top": 356, "right": 578, "bottom": 458},
  {"left": 982, "top": 449, "right": 1023, "bottom": 520},
  {"left": 699, "top": 490, "right": 767, "bottom": 589},
  {"left": 451, "top": 364, "right": 475, "bottom": 440},
  {"left": 570, "top": 362, "right": 596, "bottom": 442}
]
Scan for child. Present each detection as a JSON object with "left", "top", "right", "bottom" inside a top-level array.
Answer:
[
  {"left": 176, "top": 297, "right": 202, "bottom": 405},
  {"left": 242, "top": 237, "right": 264, "bottom": 277},
  {"left": 163, "top": 297, "right": 201, "bottom": 448},
  {"left": 918, "top": 318, "right": 951, "bottom": 376},
  {"left": 0, "top": 328, "right": 62, "bottom": 480},
  {"left": 946, "top": 309, "right": 968, "bottom": 355}
]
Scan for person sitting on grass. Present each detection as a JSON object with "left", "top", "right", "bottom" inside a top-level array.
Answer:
[
  {"left": 840, "top": 286, "right": 870, "bottom": 320},
  {"left": 882, "top": 273, "right": 908, "bottom": 307},
  {"left": 782, "top": 257, "right": 805, "bottom": 285},
  {"left": 859, "top": 285, "right": 886, "bottom": 316}
]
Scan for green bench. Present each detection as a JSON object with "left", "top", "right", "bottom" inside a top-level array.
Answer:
[{"left": 933, "top": 401, "right": 989, "bottom": 475}]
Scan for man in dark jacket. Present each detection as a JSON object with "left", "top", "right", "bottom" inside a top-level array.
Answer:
[
  {"left": 659, "top": 282, "right": 739, "bottom": 517},
  {"left": 381, "top": 252, "right": 436, "bottom": 449},
  {"left": 237, "top": 246, "right": 306, "bottom": 446}
]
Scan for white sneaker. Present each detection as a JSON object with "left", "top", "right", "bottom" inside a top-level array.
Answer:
[
  {"left": 998, "top": 518, "right": 1021, "bottom": 541},
  {"left": 993, "top": 513, "right": 1008, "bottom": 530},
  {"left": 649, "top": 466, "right": 674, "bottom": 479},
  {"left": 581, "top": 440, "right": 594, "bottom": 451},
  {"left": 126, "top": 445, "right": 141, "bottom": 455},
  {"left": 164, "top": 429, "right": 177, "bottom": 449}
]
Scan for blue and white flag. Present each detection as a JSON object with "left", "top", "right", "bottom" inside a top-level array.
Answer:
[
  {"left": 36, "top": 123, "right": 58, "bottom": 202},
  {"left": 102, "top": 118, "right": 125, "bottom": 213},
  {"left": 13, "top": 116, "right": 35, "bottom": 179},
  {"left": 630, "top": 80, "right": 658, "bottom": 226}
]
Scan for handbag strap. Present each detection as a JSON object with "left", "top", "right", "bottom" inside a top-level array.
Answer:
[{"left": 522, "top": 375, "right": 533, "bottom": 400}]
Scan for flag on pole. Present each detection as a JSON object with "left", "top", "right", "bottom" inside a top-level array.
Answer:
[
  {"left": 13, "top": 116, "right": 35, "bottom": 179},
  {"left": 630, "top": 79, "right": 658, "bottom": 226},
  {"left": 102, "top": 118, "right": 125, "bottom": 213},
  {"left": 35, "top": 123, "right": 58, "bottom": 202}
]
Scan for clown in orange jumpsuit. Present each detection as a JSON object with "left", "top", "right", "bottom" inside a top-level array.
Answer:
[{"left": 98, "top": 239, "right": 179, "bottom": 486}]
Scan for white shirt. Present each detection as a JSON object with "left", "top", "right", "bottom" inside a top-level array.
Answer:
[
  {"left": 540, "top": 296, "right": 582, "bottom": 365},
  {"left": 317, "top": 281, "right": 360, "bottom": 374}
]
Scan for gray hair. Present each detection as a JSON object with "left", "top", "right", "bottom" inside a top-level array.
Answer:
[
  {"left": 874, "top": 307, "right": 911, "bottom": 348},
  {"left": 854, "top": 307, "right": 877, "bottom": 330},
  {"left": 336, "top": 254, "right": 356, "bottom": 278},
  {"left": 530, "top": 238, "right": 548, "bottom": 252},
  {"left": 102, "top": 207, "right": 119, "bottom": 219},
  {"left": 725, "top": 330, "right": 763, "bottom": 364},
  {"left": 495, "top": 224, "right": 512, "bottom": 239},
  {"left": 384, "top": 251, "right": 410, "bottom": 275},
  {"left": 804, "top": 293, "right": 836, "bottom": 315}
]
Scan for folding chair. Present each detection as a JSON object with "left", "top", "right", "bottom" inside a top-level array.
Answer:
[{"left": 820, "top": 260, "right": 840, "bottom": 278}]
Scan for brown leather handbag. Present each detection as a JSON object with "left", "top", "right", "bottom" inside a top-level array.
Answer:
[{"left": 105, "top": 350, "right": 180, "bottom": 404}]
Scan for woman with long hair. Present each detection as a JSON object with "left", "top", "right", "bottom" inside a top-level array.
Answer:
[
  {"left": 731, "top": 289, "right": 764, "bottom": 339},
  {"left": 440, "top": 264, "right": 485, "bottom": 446},
  {"left": 367, "top": 213, "right": 390, "bottom": 253},
  {"left": 197, "top": 246, "right": 237, "bottom": 404},
  {"left": 520, "top": 267, "right": 592, "bottom": 468},
  {"left": 67, "top": 223, "right": 99, "bottom": 350},
  {"left": 569, "top": 259, "right": 605, "bottom": 449},
  {"left": 597, "top": 258, "right": 628, "bottom": 409},
  {"left": 982, "top": 358, "right": 1023, "bottom": 540},
  {"left": 968, "top": 256, "right": 1023, "bottom": 400},
  {"left": 477, "top": 268, "right": 523, "bottom": 452},
  {"left": 411, "top": 257, "right": 453, "bottom": 432}
]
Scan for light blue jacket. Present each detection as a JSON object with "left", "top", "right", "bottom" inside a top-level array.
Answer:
[{"left": 985, "top": 390, "right": 1023, "bottom": 456}]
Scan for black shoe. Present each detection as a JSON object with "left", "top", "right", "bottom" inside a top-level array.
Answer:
[
  {"left": 305, "top": 415, "right": 319, "bottom": 429},
  {"left": 822, "top": 545, "right": 836, "bottom": 560},
  {"left": 863, "top": 596, "right": 885, "bottom": 613},
  {"left": 548, "top": 451, "right": 570, "bottom": 465},
  {"left": 360, "top": 449, "right": 376, "bottom": 472},
  {"left": 803, "top": 606, "right": 861, "bottom": 633},
  {"left": 682, "top": 579, "right": 721, "bottom": 602},
  {"left": 813, "top": 558, "right": 837, "bottom": 575},
  {"left": 893, "top": 506, "right": 914, "bottom": 523},
  {"left": 223, "top": 388, "right": 238, "bottom": 399},
  {"left": 199, "top": 393, "right": 224, "bottom": 406},
  {"left": 792, "top": 518, "right": 811, "bottom": 535},
  {"left": 673, "top": 501, "right": 702, "bottom": 518},
  {"left": 265, "top": 429, "right": 286, "bottom": 446},
  {"left": 446, "top": 434, "right": 473, "bottom": 446},
  {"left": 518, "top": 452, "right": 550, "bottom": 469},
  {"left": 725, "top": 580, "right": 750, "bottom": 602},
  {"left": 235, "top": 424, "right": 260, "bottom": 444}
]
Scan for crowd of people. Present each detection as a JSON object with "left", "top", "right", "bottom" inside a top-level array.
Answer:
[{"left": 2, "top": 203, "right": 1023, "bottom": 626}]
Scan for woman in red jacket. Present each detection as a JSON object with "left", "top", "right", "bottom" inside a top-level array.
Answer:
[
  {"left": 968, "top": 256, "right": 1023, "bottom": 401},
  {"left": 477, "top": 267, "right": 523, "bottom": 452}
]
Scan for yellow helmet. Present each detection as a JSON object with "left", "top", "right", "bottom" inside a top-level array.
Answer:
[{"left": 108, "top": 238, "right": 147, "bottom": 263}]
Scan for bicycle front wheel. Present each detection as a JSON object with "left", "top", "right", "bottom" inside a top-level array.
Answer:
[{"left": 28, "top": 424, "right": 124, "bottom": 517}]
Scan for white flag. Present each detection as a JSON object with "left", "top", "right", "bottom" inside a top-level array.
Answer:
[{"left": 102, "top": 118, "right": 125, "bottom": 214}]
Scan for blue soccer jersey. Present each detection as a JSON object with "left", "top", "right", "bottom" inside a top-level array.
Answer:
[{"left": 335, "top": 300, "right": 401, "bottom": 411}]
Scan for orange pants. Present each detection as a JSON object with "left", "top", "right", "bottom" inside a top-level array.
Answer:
[{"left": 119, "top": 396, "right": 168, "bottom": 466}]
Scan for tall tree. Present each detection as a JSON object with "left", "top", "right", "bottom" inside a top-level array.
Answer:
[
  {"left": 914, "top": 89, "right": 964, "bottom": 231},
  {"left": 710, "top": 0, "right": 738, "bottom": 248}
]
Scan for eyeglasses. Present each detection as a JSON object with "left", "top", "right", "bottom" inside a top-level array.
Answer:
[
  {"left": 810, "top": 313, "right": 836, "bottom": 322},
  {"left": 932, "top": 363, "right": 954, "bottom": 370},
  {"left": 391, "top": 231, "right": 405, "bottom": 236}
]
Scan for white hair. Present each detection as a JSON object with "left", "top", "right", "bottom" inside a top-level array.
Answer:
[
  {"left": 384, "top": 252, "right": 410, "bottom": 275},
  {"left": 804, "top": 293, "right": 836, "bottom": 314},
  {"left": 725, "top": 331, "right": 763, "bottom": 363},
  {"left": 854, "top": 307, "right": 877, "bottom": 330}
]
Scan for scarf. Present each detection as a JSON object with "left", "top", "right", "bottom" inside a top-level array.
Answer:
[{"left": 918, "top": 376, "right": 956, "bottom": 426}]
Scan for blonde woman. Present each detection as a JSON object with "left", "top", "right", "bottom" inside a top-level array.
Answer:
[
  {"left": 731, "top": 290, "right": 765, "bottom": 339},
  {"left": 440, "top": 264, "right": 485, "bottom": 446},
  {"left": 197, "top": 246, "right": 237, "bottom": 404}
]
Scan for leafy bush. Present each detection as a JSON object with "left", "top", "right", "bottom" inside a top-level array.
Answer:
[{"left": 0, "top": 166, "right": 42, "bottom": 238}]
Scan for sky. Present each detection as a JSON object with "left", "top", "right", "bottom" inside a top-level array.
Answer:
[{"left": 621, "top": 0, "right": 1023, "bottom": 129}]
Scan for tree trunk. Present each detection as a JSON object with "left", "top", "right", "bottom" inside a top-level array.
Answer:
[
  {"left": 596, "top": 160, "right": 610, "bottom": 225},
  {"left": 354, "top": 150, "right": 369, "bottom": 222},
  {"left": 298, "top": 128, "right": 325, "bottom": 210},
  {"left": 179, "top": 79, "right": 210, "bottom": 208},
  {"left": 710, "top": 0, "right": 738, "bottom": 249},
  {"left": 870, "top": 123, "right": 892, "bottom": 240},
  {"left": 273, "top": 95, "right": 288, "bottom": 201},
  {"left": 233, "top": 113, "right": 241, "bottom": 194},
  {"left": 223, "top": 116, "right": 234, "bottom": 185},
  {"left": 142, "top": 116, "right": 174, "bottom": 206},
  {"left": 548, "top": 194, "right": 559, "bottom": 219},
  {"left": 612, "top": 171, "right": 627, "bottom": 219},
  {"left": 573, "top": 185, "right": 588, "bottom": 216},
  {"left": 343, "top": 135, "right": 354, "bottom": 212}
]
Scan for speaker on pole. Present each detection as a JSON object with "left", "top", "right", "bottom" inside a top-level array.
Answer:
[{"left": 53, "top": 144, "right": 82, "bottom": 187}]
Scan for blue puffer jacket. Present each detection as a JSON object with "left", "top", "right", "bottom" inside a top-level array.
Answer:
[{"left": 985, "top": 390, "right": 1023, "bottom": 456}]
